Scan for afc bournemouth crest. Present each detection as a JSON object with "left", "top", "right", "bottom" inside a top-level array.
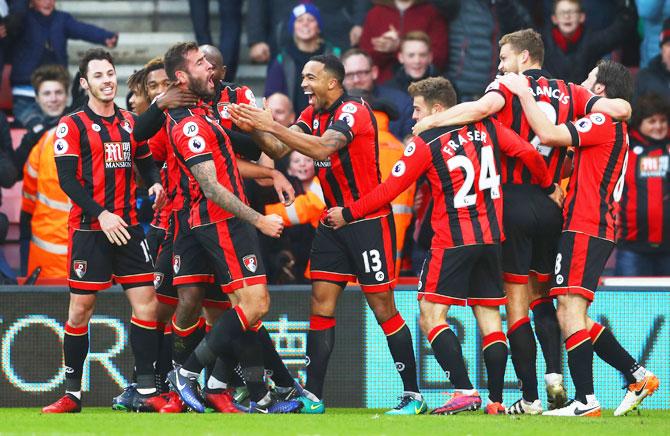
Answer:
[
  {"left": 173, "top": 255, "right": 181, "bottom": 274},
  {"left": 73, "top": 260, "right": 87, "bottom": 279},
  {"left": 242, "top": 255, "right": 258, "bottom": 273},
  {"left": 154, "top": 273, "right": 164, "bottom": 289}
]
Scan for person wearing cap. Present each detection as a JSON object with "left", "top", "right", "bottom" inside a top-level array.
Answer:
[
  {"left": 264, "top": 3, "right": 342, "bottom": 115},
  {"left": 635, "top": 17, "right": 670, "bottom": 102}
]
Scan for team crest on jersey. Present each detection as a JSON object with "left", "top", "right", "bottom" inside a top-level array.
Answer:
[
  {"left": 217, "top": 102, "right": 231, "bottom": 119},
  {"left": 104, "top": 142, "right": 132, "bottom": 168},
  {"left": 404, "top": 142, "right": 416, "bottom": 157},
  {"left": 73, "top": 260, "right": 87, "bottom": 279},
  {"left": 243, "top": 255, "right": 258, "bottom": 273},
  {"left": 589, "top": 113, "right": 606, "bottom": 125},
  {"left": 154, "top": 272, "right": 164, "bottom": 289},
  {"left": 56, "top": 123, "right": 68, "bottom": 138},
  {"left": 173, "top": 255, "right": 181, "bottom": 274},
  {"left": 341, "top": 103, "right": 358, "bottom": 114},
  {"left": 244, "top": 89, "right": 256, "bottom": 105},
  {"left": 338, "top": 112, "right": 355, "bottom": 127},
  {"left": 575, "top": 118, "right": 593, "bottom": 133},
  {"left": 121, "top": 120, "right": 133, "bottom": 133},
  {"left": 91, "top": 123, "right": 101, "bottom": 132},
  {"left": 54, "top": 139, "right": 69, "bottom": 155},
  {"left": 188, "top": 136, "right": 206, "bottom": 153},
  {"left": 392, "top": 161, "right": 406, "bottom": 177},
  {"left": 183, "top": 121, "right": 199, "bottom": 137}
]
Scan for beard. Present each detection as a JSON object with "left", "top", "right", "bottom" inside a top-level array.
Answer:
[{"left": 187, "top": 73, "right": 214, "bottom": 100}]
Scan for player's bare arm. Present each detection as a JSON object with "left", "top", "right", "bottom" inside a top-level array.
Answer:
[
  {"left": 231, "top": 102, "right": 348, "bottom": 161},
  {"left": 190, "top": 160, "right": 284, "bottom": 237},
  {"left": 499, "top": 73, "right": 572, "bottom": 147},
  {"left": 591, "top": 97, "right": 632, "bottom": 121},
  {"left": 237, "top": 159, "right": 295, "bottom": 205},
  {"left": 412, "top": 92, "right": 505, "bottom": 135}
]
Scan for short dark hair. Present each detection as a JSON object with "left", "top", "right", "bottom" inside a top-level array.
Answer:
[
  {"left": 631, "top": 93, "right": 670, "bottom": 130},
  {"left": 595, "top": 60, "right": 633, "bottom": 102},
  {"left": 31, "top": 64, "right": 70, "bottom": 93},
  {"left": 127, "top": 68, "right": 147, "bottom": 96},
  {"left": 408, "top": 77, "right": 457, "bottom": 109},
  {"left": 164, "top": 41, "right": 199, "bottom": 81},
  {"left": 499, "top": 28, "right": 545, "bottom": 65},
  {"left": 78, "top": 48, "right": 115, "bottom": 80},
  {"left": 144, "top": 57, "right": 165, "bottom": 76},
  {"left": 309, "top": 54, "right": 345, "bottom": 85}
]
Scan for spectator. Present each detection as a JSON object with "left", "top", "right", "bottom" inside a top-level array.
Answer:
[
  {"left": 342, "top": 48, "right": 414, "bottom": 139},
  {"left": 18, "top": 63, "right": 69, "bottom": 278},
  {"left": 446, "top": 0, "right": 531, "bottom": 102},
  {"left": 359, "top": 0, "right": 448, "bottom": 83},
  {"left": 126, "top": 68, "right": 149, "bottom": 114},
  {"left": 541, "top": 0, "right": 636, "bottom": 84},
  {"left": 8, "top": 0, "right": 117, "bottom": 129},
  {"left": 187, "top": 0, "right": 241, "bottom": 81},
  {"left": 635, "top": 18, "right": 670, "bottom": 102},
  {"left": 266, "top": 92, "right": 296, "bottom": 128},
  {"left": 246, "top": 0, "right": 370, "bottom": 64},
  {"left": 385, "top": 31, "right": 439, "bottom": 93},
  {"left": 638, "top": 1, "right": 670, "bottom": 67},
  {"left": 616, "top": 94, "right": 670, "bottom": 276},
  {"left": 264, "top": 3, "right": 341, "bottom": 115}
]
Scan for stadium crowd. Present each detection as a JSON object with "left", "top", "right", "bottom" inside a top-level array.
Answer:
[{"left": 0, "top": 0, "right": 666, "bottom": 417}]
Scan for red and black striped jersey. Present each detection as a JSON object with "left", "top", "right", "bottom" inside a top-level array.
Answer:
[
  {"left": 148, "top": 126, "right": 171, "bottom": 230},
  {"left": 295, "top": 95, "right": 389, "bottom": 218},
  {"left": 211, "top": 81, "right": 256, "bottom": 129},
  {"left": 485, "top": 69, "right": 600, "bottom": 184},
  {"left": 346, "top": 118, "right": 552, "bottom": 248},
  {"left": 54, "top": 105, "right": 150, "bottom": 230},
  {"left": 617, "top": 130, "right": 670, "bottom": 250},
  {"left": 564, "top": 113, "right": 629, "bottom": 241},
  {"left": 167, "top": 104, "right": 247, "bottom": 227}
]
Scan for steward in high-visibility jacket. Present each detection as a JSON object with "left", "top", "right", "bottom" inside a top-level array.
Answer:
[
  {"left": 265, "top": 177, "right": 325, "bottom": 228},
  {"left": 21, "top": 127, "right": 71, "bottom": 278}
]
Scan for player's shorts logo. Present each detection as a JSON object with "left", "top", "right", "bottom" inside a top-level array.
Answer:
[
  {"left": 56, "top": 123, "right": 68, "bottom": 138},
  {"left": 395, "top": 362, "right": 405, "bottom": 372},
  {"left": 65, "top": 366, "right": 75, "bottom": 374},
  {"left": 54, "top": 139, "right": 69, "bottom": 155},
  {"left": 243, "top": 255, "right": 258, "bottom": 273},
  {"left": 73, "top": 260, "right": 87, "bottom": 279},
  {"left": 305, "top": 356, "right": 311, "bottom": 367},
  {"left": 183, "top": 121, "right": 199, "bottom": 137},
  {"left": 375, "top": 271, "right": 385, "bottom": 282},
  {"left": 173, "top": 255, "right": 181, "bottom": 274},
  {"left": 154, "top": 272, "right": 164, "bottom": 289},
  {"left": 556, "top": 274, "right": 564, "bottom": 285}
]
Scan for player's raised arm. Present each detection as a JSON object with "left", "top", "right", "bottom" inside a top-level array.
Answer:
[
  {"left": 412, "top": 91, "right": 505, "bottom": 135},
  {"left": 498, "top": 73, "right": 572, "bottom": 146}
]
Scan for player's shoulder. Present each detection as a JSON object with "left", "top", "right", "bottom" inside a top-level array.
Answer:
[
  {"left": 335, "top": 96, "right": 372, "bottom": 120},
  {"left": 417, "top": 125, "right": 462, "bottom": 147},
  {"left": 574, "top": 112, "right": 613, "bottom": 132}
]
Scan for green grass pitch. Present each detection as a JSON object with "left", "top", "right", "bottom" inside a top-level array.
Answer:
[{"left": 1, "top": 408, "right": 669, "bottom": 435}]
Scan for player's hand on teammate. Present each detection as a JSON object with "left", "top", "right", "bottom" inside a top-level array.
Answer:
[
  {"left": 256, "top": 214, "right": 284, "bottom": 238},
  {"left": 271, "top": 170, "right": 295, "bottom": 206},
  {"left": 498, "top": 73, "right": 531, "bottom": 97},
  {"left": 156, "top": 83, "right": 198, "bottom": 110},
  {"left": 412, "top": 114, "right": 436, "bottom": 136},
  {"left": 98, "top": 210, "right": 131, "bottom": 245},
  {"left": 230, "top": 101, "right": 275, "bottom": 133},
  {"left": 149, "top": 183, "right": 167, "bottom": 210},
  {"left": 548, "top": 183, "right": 565, "bottom": 209},
  {"left": 326, "top": 207, "right": 347, "bottom": 229}
]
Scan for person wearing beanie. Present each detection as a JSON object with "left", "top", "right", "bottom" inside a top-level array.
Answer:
[
  {"left": 264, "top": 3, "right": 341, "bottom": 114},
  {"left": 635, "top": 17, "right": 670, "bottom": 102}
]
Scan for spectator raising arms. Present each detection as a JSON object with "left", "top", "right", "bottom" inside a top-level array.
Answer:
[
  {"left": 635, "top": 18, "right": 670, "bottom": 102},
  {"left": 616, "top": 93, "right": 670, "bottom": 277},
  {"left": 359, "top": 0, "right": 448, "bottom": 83},
  {"left": 8, "top": 0, "right": 117, "bottom": 130},
  {"left": 264, "top": 3, "right": 341, "bottom": 115}
]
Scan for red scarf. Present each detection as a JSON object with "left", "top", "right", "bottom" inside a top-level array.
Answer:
[{"left": 552, "top": 24, "right": 584, "bottom": 53}]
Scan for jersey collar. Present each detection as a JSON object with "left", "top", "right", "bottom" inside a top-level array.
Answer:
[
  {"left": 523, "top": 68, "right": 553, "bottom": 80},
  {"left": 83, "top": 103, "right": 123, "bottom": 125}
]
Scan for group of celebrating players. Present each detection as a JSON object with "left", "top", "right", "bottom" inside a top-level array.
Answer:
[{"left": 41, "top": 27, "right": 658, "bottom": 417}]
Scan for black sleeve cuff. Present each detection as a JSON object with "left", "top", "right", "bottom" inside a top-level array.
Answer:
[
  {"left": 295, "top": 120, "right": 312, "bottom": 134},
  {"left": 585, "top": 96, "right": 602, "bottom": 114},
  {"left": 542, "top": 183, "right": 556, "bottom": 195},
  {"left": 565, "top": 122, "right": 580, "bottom": 147},
  {"left": 328, "top": 121, "right": 354, "bottom": 144},
  {"left": 185, "top": 153, "right": 212, "bottom": 168},
  {"left": 342, "top": 207, "right": 354, "bottom": 223}
]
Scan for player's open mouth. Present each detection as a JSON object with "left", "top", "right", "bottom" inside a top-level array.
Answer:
[
  {"left": 305, "top": 90, "right": 315, "bottom": 105},
  {"left": 101, "top": 86, "right": 114, "bottom": 95}
]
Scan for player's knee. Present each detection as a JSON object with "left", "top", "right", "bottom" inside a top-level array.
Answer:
[{"left": 238, "top": 285, "right": 270, "bottom": 323}]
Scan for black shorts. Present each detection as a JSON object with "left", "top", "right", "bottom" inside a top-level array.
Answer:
[
  {"left": 310, "top": 214, "right": 396, "bottom": 293},
  {"left": 146, "top": 225, "right": 167, "bottom": 260},
  {"left": 550, "top": 231, "right": 614, "bottom": 302},
  {"left": 417, "top": 244, "right": 506, "bottom": 306},
  {"left": 159, "top": 212, "right": 230, "bottom": 308},
  {"left": 502, "top": 184, "right": 563, "bottom": 284},
  {"left": 192, "top": 218, "right": 267, "bottom": 293},
  {"left": 172, "top": 209, "right": 216, "bottom": 287},
  {"left": 67, "top": 225, "right": 154, "bottom": 292}
]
